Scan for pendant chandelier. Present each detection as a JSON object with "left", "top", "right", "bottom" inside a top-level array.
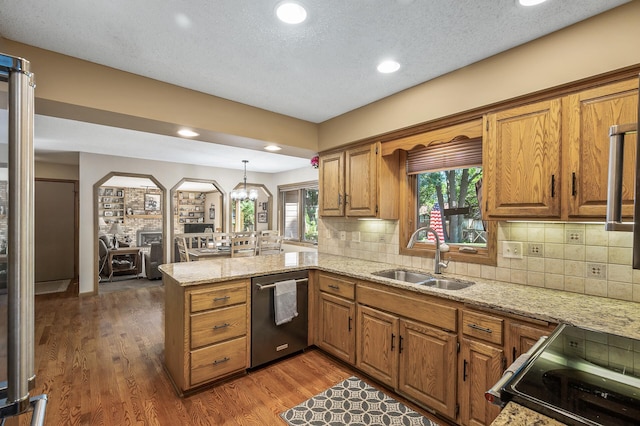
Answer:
[{"left": 230, "top": 160, "right": 259, "bottom": 201}]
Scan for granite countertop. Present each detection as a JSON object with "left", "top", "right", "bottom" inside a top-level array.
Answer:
[
  {"left": 158, "top": 252, "right": 640, "bottom": 340},
  {"left": 491, "top": 402, "right": 566, "bottom": 426}
]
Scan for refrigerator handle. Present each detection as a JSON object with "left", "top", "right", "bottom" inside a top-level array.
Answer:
[{"left": 605, "top": 123, "right": 636, "bottom": 232}]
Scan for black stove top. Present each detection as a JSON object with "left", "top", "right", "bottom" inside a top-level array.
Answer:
[{"left": 502, "top": 324, "right": 640, "bottom": 426}]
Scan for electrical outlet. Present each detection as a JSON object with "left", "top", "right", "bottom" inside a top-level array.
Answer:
[
  {"left": 352, "top": 231, "right": 360, "bottom": 242},
  {"left": 565, "top": 337, "right": 585, "bottom": 356},
  {"left": 502, "top": 241, "right": 523, "bottom": 259},
  {"left": 339, "top": 231, "right": 346, "bottom": 241},
  {"left": 566, "top": 229, "right": 584, "bottom": 244},
  {"left": 378, "top": 234, "right": 386, "bottom": 243},
  {"left": 528, "top": 243, "right": 544, "bottom": 257},
  {"left": 587, "top": 263, "right": 607, "bottom": 280},
  {"left": 325, "top": 230, "right": 332, "bottom": 239}
]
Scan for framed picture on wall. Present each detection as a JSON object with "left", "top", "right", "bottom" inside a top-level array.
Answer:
[
  {"left": 144, "top": 193, "right": 161, "bottom": 212},
  {"left": 257, "top": 212, "right": 268, "bottom": 223}
]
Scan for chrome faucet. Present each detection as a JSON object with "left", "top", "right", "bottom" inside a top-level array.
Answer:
[{"left": 407, "top": 226, "right": 450, "bottom": 274}]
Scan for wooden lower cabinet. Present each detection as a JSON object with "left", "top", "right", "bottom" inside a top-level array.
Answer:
[
  {"left": 356, "top": 305, "right": 398, "bottom": 387},
  {"left": 507, "top": 320, "right": 554, "bottom": 365},
  {"left": 164, "top": 277, "right": 250, "bottom": 395},
  {"left": 398, "top": 319, "right": 457, "bottom": 419},
  {"left": 316, "top": 272, "right": 356, "bottom": 363},
  {"left": 317, "top": 292, "right": 356, "bottom": 363},
  {"left": 356, "top": 304, "right": 458, "bottom": 420},
  {"left": 459, "top": 338, "right": 504, "bottom": 426}
]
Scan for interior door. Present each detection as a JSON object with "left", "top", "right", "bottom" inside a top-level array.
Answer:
[{"left": 35, "top": 180, "right": 76, "bottom": 282}]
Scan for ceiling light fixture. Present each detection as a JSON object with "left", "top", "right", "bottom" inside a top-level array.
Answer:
[
  {"left": 276, "top": 2, "right": 307, "bottom": 24},
  {"left": 230, "top": 160, "right": 259, "bottom": 201},
  {"left": 377, "top": 60, "right": 401, "bottom": 74},
  {"left": 518, "top": 0, "right": 547, "bottom": 6},
  {"left": 177, "top": 128, "right": 199, "bottom": 137},
  {"left": 264, "top": 145, "right": 282, "bottom": 151}
]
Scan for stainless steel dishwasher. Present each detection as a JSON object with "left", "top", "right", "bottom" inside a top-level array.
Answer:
[{"left": 251, "top": 270, "right": 308, "bottom": 368}]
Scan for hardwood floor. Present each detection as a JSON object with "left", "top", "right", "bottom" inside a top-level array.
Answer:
[{"left": 2, "top": 283, "right": 448, "bottom": 425}]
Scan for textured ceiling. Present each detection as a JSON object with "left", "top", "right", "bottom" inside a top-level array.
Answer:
[
  {"left": 0, "top": 0, "right": 629, "bottom": 123},
  {"left": 0, "top": 0, "right": 630, "bottom": 172}
]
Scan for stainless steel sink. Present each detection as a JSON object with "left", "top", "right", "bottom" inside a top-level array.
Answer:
[
  {"left": 372, "top": 269, "right": 432, "bottom": 284},
  {"left": 422, "top": 278, "right": 474, "bottom": 290},
  {"left": 372, "top": 269, "right": 474, "bottom": 290}
]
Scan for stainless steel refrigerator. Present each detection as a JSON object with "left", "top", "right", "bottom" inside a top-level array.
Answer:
[
  {"left": 0, "top": 52, "right": 47, "bottom": 424},
  {"left": 606, "top": 74, "right": 640, "bottom": 268}
]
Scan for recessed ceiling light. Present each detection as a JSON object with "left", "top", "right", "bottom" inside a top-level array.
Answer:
[
  {"left": 377, "top": 60, "right": 400, "bottom": 74},
  {"left": 264, "top": 145, "right": 282, "bottom": 152},
  {"left": 177, "top": 129, "right": 199, "bottom": 137},
  {"left": 518, "top": 0, "right": 547, "bottom": 6},
  {"left": 276, "top": 2, "right": 307, "bottom": 24}
]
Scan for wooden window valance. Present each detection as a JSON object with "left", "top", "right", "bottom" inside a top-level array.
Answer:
[{"left": 381, "top": 119, "right": 482, "bottom": 156}]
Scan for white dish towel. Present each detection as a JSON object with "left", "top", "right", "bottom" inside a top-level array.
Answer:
[{"left": 274, "top": 279, "right": 298, "bottom": 325}]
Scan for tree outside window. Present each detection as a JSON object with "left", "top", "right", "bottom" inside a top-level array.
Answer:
[{"left": 416, "top": 167, "right": 486, "bottom": 247}]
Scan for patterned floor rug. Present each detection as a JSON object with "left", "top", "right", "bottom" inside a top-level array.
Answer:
[{"left": 280, "top": 376, "right": 439, "bottom": 426}]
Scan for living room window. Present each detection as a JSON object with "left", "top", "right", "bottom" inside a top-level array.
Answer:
[{"left": 278, "top": 182, "right": 318, "bottom": 244}]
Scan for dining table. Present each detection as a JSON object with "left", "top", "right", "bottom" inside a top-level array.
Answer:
[{"left": 187, "top": 246, "right": 231, "bottom": 260}]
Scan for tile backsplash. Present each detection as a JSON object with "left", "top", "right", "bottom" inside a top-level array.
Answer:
[{"left": 318, "top": 218, "right": 640, "bottom": 303}]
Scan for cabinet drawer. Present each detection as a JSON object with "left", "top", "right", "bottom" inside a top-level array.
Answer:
[
  {"left": 190, "top": 281, "right": 247, "bottom": 313},
  {"left": 191, "top": 304, "right": 246, "bottom": 349},
  {"left": 190, "top": 337, "right": 246, "bottom": 386},
  {"left": 319, "top": 273, "right": 355, "bottom": 300},
  {"left": 462, "top": 310, "right": 503, "bottom": 345}
]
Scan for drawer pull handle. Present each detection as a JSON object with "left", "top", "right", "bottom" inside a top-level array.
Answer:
[
  {"left": 213, "top": 357, "right": 230, "bottom": 365},
  {"left": 213, "top": 296, "right": 231, "bottom": 302},
  {"left": 468, "top": 323, "right": 493, "bottom": 334},
  {"left": 328, "top": 284, "right": 340, "bottom": 290},
  {"left": 213, "top": 323, "right": 230, "bottom": 330}
]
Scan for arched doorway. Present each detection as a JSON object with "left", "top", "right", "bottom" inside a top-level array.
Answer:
[
  {"left": 93, "top": 172, "right": 166, "bottom": 293},
  {"left": 170, "top": 179, "right": 225, "bottom": 262},
  {"left": 230, "top": 183, "right": 272, "bottom": 233}
]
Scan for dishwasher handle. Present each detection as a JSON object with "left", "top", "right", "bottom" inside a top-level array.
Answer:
[{"left": 255, "top": 278, "right": 308, "bottom": 290}]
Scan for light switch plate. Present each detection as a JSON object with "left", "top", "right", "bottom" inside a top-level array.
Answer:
[
  {"left": 339, "top": 231, "right": 346, "bottom": 241},
  {"left": 503, "top": 241, "right": 523, "bottom": 259},
  {"left": 352, "top": 231, "right": 360, "bottom": 242}
]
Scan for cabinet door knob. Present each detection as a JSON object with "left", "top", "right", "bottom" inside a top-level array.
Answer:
[{"left": 391, "top": 333, "right": 395, "bottom": 351}]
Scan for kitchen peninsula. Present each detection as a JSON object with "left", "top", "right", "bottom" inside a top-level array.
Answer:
[{"left": 159, "top": 253, "right": 640, "bottom": 425}]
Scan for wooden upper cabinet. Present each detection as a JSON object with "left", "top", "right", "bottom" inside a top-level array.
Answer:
[
  {"left": 318, "top": 151, "right": 344, "bottom": 216},
  {"left": 564, "top": 79, "right": 639, "bottom": 219},
  {"left": 483, "top": 78, "right": 639, "bottom": 221},
  {"left": 319, "top": 142, "right": 399, "bottom": 219},
  {"left": 345, "top": 144, "right": 377, "bottom": 216},
  {"left": 484, "top": 98, "right": 562, "bottom": 218}
]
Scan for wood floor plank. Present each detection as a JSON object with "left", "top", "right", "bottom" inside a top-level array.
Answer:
[{"left": 0, "top": 282, "right": 448, "bottom": 425}]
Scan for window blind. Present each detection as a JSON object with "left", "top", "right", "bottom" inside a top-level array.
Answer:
[{"left": 407, "top": 136, "right": 482, "bottom": 175}]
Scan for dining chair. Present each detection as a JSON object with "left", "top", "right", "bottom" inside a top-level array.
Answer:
[
  {"left": 230, "top": 235, "right": 258, "bottom": 258},
  {"left": 258, "top": 234, "right": 283, "bottom": 255},
  {"left": 213, "top": 233, "right": 232, "bottom": 251},
  {"left": 175, "top": 236, "right": 191, "bottom": 262}
]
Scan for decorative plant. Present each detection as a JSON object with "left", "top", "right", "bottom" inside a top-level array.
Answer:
[{"left": 310, "top": 155, "right": 319, "bottom": 169}]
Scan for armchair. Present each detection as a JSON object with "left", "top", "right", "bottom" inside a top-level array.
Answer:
[{"left": 144, "top": 242, "right": 163, "bottom": 280}]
